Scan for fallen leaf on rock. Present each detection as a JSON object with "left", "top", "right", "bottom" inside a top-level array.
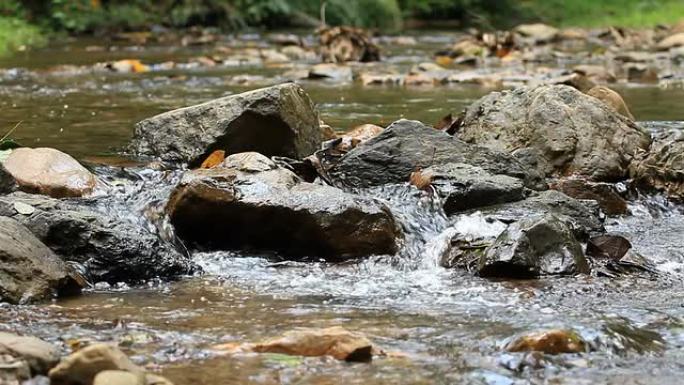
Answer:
[{"left": 200, "top": 150, "right": 226, "bottom": 169}]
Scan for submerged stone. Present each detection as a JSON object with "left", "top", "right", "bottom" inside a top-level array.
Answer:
[
  {"left": 131, "top": 83, "right": 322, "bottom": 166},
  {"left": 49, "top": 344, "right": 142, "bottom": 385},
  {"left": 551, "top": 179, "right": 628, "bottom": 216}
]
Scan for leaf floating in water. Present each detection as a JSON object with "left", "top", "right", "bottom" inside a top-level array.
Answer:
[
  {"left": 200, "top": 150, "right": 225, "bottom": 169},
  {"left": 14, "top": 201, "right": 35, "bottom": 215}
]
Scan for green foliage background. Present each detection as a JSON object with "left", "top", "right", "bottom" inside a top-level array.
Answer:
[{"left": 0, "top": 0, "right": 682, "bottom": 55}]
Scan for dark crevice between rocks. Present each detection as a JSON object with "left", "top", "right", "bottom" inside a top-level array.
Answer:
[{"left": 188, "top": 111, "right": 297, "bottom": 168}]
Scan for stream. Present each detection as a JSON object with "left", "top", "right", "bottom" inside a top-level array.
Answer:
[{"left": 1, "top": 32, "right": 684, "bottom": 385}]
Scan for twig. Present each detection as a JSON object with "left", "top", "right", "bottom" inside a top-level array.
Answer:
[
  {"left": 0, "top": 121, "right": 22, "bottom": 142},
  {"left": 320, "top": 1, "right": 327, "bottom": 27}
]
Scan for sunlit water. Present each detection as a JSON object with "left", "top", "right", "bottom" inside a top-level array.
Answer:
[{"left": 0, "top": 34, "right": 683, "bottom": 385}]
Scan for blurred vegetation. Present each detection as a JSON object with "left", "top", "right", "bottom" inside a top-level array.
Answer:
[
  {"left": 0, "top": 0, "right": 682, "bottom": 55},
  {"left": 523, "top": 0, "right": 684, "bottom": 28}
]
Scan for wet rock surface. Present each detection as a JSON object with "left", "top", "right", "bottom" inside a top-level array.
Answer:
[
  {"left": 411, "top": 163, "right": 527, "bottom": 214},
  {"left": 630, "top": 129, "right": 684, "bottom": 199},
  {"left": 478, "top": 214, "right": 590, "bottom": 278},
  {"left": 459, "top": 85, "right": 651, "bottom": 181},
  {"left": 1, "top": 148, "right": 97, "bottom": 198},
  {"left": 131, "top": 83, "right": 322, "bottom": 165},
  {"left": 0, "top": 192, "right": 194, "bottom": 284},
  {"left": 327, "top": 119, "right": 545, "bottom": 191},
  {"left": 474, "top": 190, "right": 605, "bottom": 240},
  {"left": 551, "top": 179, "right": 628, "bottom": 215},
  {"left": 505, "top": 329, "right": 586, "bottom": 354},
  {"left": 167, "top": 153, "right": 401, "bottom": 260},
  {"left": 0, "top": 216, "right": 82, "bottom": 304}
]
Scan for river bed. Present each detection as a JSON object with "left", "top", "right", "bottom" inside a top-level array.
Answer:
[{"left": 1, "top": 33, "right": 683, "bottom": 385}]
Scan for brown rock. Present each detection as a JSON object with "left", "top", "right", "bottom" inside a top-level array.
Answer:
[
  {"left": 657, "top": 32, "right": 684, "bottom": 50},
  {"left": 586, "top": 234, "right": 632, "bottom": 261},
  {"left": 551, "top": 179, "right": 628, "bottom": 215},
  {"left": 625, "top": 63, "right": 659, "bottom": 83},
  {"left": 49, "top": 344, "right": 142, "bottom": 385},
  {"left": 0, "top": 332, "right": 60, "bottom": 375},
  {"left": 250, "top": 327, "right": 376, "bottom": 362},
  {"left": 506, "top": 329, "right": 586, "bottom": 354},
  {"left": 2, "top": 148, "right": 96, "bottom": 198},
  {"left": 586, "top": 86, "right": 635, "bottom": 120}
]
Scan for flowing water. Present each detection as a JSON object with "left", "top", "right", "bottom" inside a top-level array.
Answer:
[{"left": 1, "top": 33, "right": 684, "bottom": 385}]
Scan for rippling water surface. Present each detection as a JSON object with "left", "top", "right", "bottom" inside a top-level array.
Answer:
[{"left": 1, "top": 34, "right": 683, "bottom": 385}]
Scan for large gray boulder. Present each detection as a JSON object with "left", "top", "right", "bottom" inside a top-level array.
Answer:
[
  {"left": 167, "top": 152, "right": 401, "bottom": 260},
  {"left": 458, "top": 85, "right": 651, "bottom": 182},
  {"left": 478, "top": 214, "right": 590, "bottom": 278},
  {"left": 326, "top": 119, "right": 545, "bottom": 192},
  {"left": 630, "top": 129, "right": 684, "bottom": 200},
  {"left": 131, "top": 83, "right": 322, "bottom": 166},
  {"left": 473, "top": 190, "right": 604, "bottom": 240},
  {"left": 0, "top": 216, "right": 82, "bottom": 304},
  {"left": 0, "top": 193, "right": 194, "bottom": 284}
]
